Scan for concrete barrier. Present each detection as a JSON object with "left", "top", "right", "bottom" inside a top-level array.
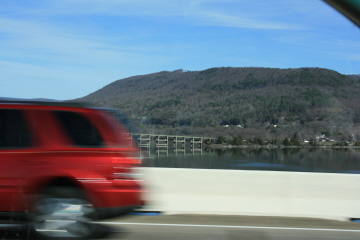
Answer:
[{"left": 136, "top": 168, "right": 360, "bottom": 221}]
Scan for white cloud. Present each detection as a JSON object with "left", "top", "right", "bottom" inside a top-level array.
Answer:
[
  {"left": 325, "top": 51, "right": 360, "bottom": 62},
  {"left": 0, "top": 60, "right": 65, "bottom": 77},
  {"left": 190, "top": 11, "right": 303, "bottom": 30},
  {"left": 7, "top": 0, "right": 185, "bottom": 17},
  {"left": 0, "top": 17, "right": 156, "bottom": 65},
  {"left": 2, "top": 0, "right": 306, "bottom": 30}
]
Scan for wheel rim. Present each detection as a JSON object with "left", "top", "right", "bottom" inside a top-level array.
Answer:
[{"left": 32, "top": 198, "right": 95, "bottom": 238}]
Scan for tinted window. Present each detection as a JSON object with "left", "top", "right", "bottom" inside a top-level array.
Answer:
[
  {"left": 0, "top": 109, "right": 32, "bottom": 148},
  {"left": 55, "top": 111, "right": 104, "bottom": 147}
]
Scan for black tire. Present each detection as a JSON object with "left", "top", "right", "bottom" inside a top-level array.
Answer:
[{"left": 31, "top": 187, "right": 110, "bottom": 239}]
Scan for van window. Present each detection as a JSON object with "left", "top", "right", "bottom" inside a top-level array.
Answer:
[
  {"left": 0, "top": 109, "right": 32, "bottom": 148},
  {"left": 54, "top": 111, "right": 104, "bottom": 147}
]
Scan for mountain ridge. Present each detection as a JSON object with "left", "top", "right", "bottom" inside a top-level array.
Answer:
[{"left": 77, "top": 67, "right": 360, "bottom": 140}]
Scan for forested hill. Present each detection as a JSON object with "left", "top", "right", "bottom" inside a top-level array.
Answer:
[{"left": 77, "top": 67, "right": 360, "bottom": 139}]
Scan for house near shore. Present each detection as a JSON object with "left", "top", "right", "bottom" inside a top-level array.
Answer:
[{"left": 315, "top": 134, "right": 326, "bottom": 141}]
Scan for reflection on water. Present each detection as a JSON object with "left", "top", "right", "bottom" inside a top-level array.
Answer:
[{"left": 142, "top": 148, "right": 360, "bottom": 174}]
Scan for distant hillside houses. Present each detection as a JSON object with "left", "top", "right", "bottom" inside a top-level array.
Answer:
[
  {"left": 222, "top": 124, "right": 243, "bottom": 128},
  {"left": 315, "top": 134, "right": 335, "bottom": 142}
]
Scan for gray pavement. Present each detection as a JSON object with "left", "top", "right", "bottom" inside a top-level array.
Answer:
[
  {"left": 100, "top": 214, "right": 360, "bottom": 240},
  {"left": 1, "top": 214, "right": 359, "bottom": 239}
]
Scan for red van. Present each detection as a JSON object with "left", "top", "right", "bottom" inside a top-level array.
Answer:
[{"left": 0, "top": 101, "right": 143, "bottom": 239}]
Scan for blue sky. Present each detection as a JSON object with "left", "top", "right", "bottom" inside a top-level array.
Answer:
[{"left": 1, "top": 0, "right": 360, "bottom": 100}]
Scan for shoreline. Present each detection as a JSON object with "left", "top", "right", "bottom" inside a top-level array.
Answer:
[{"left": 208, "top": 144, "right": 360, "bottom": 149}]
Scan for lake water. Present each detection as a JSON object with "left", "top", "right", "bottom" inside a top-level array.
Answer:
[{"left": 141, "top": 148, "right": 360, "bottom": 174}]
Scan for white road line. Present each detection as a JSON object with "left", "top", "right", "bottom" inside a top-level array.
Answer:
[{"left": 98, "top": 222, "right": 360, "bottom": 233}]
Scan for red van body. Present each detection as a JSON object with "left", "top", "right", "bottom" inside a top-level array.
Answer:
[{"left": 0, "top": 102, "right": 143, "bottom": 238}]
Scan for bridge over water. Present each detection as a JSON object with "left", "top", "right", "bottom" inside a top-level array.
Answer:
[{"left": 124, "top": 134, "right": 217, "bottom": 155}]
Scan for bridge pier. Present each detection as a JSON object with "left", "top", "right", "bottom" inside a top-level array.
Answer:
[
  {"left": 156, "top": 135, "right": 168, "bottom": 155},
  {"left": 174, "top": 136, "right": 185, "bottom": 154},
  {"left": 131, "top": 134, "right": 216, "bottom": 155}
]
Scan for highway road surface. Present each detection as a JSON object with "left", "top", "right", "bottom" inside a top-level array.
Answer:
[
  {"left": 1, "top": 214, "right": 360, "bottom": 239},
  {"left": 99, "top": 214, "right": 360, "bottom": 240}
]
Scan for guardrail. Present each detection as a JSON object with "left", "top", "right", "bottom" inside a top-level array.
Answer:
[{"left": 138, "top": 168, "right": 360, "bottom": 221}]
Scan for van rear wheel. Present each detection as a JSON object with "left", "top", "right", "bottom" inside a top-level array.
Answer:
[{"left": 31, "top": 187, "right": 108, "bottom": 239}]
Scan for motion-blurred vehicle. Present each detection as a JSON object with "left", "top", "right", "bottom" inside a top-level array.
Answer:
[{"left": 0, "top": 101, "right": 143, "bottom": 239}]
